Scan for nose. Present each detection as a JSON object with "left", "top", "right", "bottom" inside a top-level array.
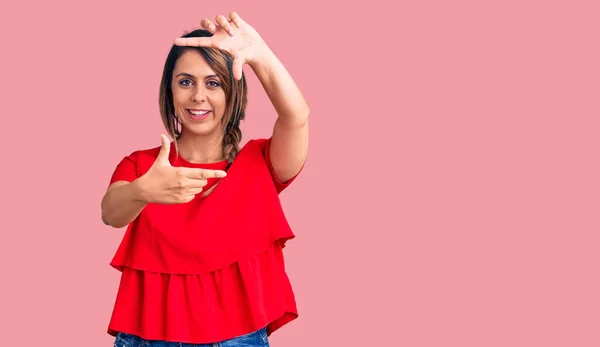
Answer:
[{"left": 192, "top": 86, "right": 207, "bottom": 103}]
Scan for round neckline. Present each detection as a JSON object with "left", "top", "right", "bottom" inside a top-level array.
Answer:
[{"left": 169, "top": 141, "right": 228, "bottom": 169}]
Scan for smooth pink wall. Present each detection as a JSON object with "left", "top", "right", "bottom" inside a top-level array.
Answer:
[{"left": 1, "top": 0, "right": 598, "bottom": 346}]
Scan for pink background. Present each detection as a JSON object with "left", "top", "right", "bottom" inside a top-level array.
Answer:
[{"left": 1, "top": 0, "right": 599, "bottom": 346}]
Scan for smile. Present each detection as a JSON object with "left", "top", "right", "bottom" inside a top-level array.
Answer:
[{"left": 187, "top": 109, "right": 211, "bottom": 120}]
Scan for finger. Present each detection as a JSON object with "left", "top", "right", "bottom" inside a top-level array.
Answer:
[
  {"left": 201, "top": 183, "right": 219, "bottom": 197},
  {"left": 216, "top": 15, "right": 234, "bottom": 36},
  {"left": 201, "top": 18, "right": 217, "bottom": 32},
  {"left": 174, "top": 37, "right": 214, "bottom": 47},
  {"left": 156, "top": 134, "right": 172, "bottom": 165},
  {"left": 186, "top": 187, "right": 205, "bottom": 195},
  {"left": 232, "top": 53, "right": 244, "bottom": 81},
  {"left": 229, "top": 12, "right": 244, "bottom": 28},
  {"left": 185, "top": 177, "right": 208, "bottom": 188},
  {"left": 181, "top": 194, "right": 196, "bottom": 203},
  {"left": 180, "top": 168, "right": 227, "bottom": 179}
]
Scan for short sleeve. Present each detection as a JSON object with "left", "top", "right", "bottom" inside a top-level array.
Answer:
[
  {"left": 109, "top": 152, "right": 139, "bottom": 185},
  {"left": 260, "top": 137, "right": 304, "bottom": 194}
]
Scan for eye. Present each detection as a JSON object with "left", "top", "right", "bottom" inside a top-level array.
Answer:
[
  {"left": 207, "top": 80, "right": 220, "bottom": 88},
  {"left": 179, "top": 79, "right": 193, "bottom": 87}
]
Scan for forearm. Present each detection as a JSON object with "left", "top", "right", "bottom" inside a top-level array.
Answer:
[
  {"left": 101, "top": 179, "right": 149, "bottom": 228},
  {"left": 250, "top": 48, "right": 310, "bottom": 127}
]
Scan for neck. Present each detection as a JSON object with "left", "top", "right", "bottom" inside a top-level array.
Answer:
[{"left": 176, "top": 131, "right": 224, "bottom": 163}]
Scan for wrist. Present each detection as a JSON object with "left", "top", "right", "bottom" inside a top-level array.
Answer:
[
  {"left": 132, "top": 176, "right": 152, "bottom": 204},
  {"left": 249, "top": 44, "right": 276, "bottom": 71}
]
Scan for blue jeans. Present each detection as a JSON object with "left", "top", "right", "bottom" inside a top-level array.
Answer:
[{"left": 113, "top": 327, "right": 269, "bottom": 347}]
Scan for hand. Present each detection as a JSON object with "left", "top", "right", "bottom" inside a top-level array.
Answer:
[
  {"left": 173, "top": 12, "right": 270, "bottom": 81},
  {"left": 138, "top": 135, "right": 227, "bottom": 204}
]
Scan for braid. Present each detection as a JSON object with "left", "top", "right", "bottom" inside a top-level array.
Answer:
[
  {"left": 201, "top": 124, "right": 241, "bottom": 198},
  {"left": 222, "top": 125, "right": 242, "bottom": 165}
]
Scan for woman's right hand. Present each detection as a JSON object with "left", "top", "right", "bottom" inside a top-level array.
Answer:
[{"left": 137, "top": 135, "right": 227, "bottom": 204}]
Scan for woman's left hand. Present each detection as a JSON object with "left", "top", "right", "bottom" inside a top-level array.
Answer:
[{"left": 174, "top": 12, "right": 270, "bottom": 81}]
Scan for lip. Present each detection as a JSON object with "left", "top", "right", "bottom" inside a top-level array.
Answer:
[{"left": 187, "top": 109, "right": 211, "bottom": 120}]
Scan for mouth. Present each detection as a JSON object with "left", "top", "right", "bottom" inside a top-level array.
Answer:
[{"left": 186, "top": 109, "right": 211, "bottom": 120}]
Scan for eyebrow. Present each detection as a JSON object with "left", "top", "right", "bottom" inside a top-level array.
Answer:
[{"left": 175, "top": 72, "right": 218, "bottom": 79}]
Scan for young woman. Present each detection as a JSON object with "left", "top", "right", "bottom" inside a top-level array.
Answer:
[{"left": 101, "top": 12, "right": 309, "bottom": 347}]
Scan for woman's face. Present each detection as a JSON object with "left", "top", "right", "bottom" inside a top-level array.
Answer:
[{"left": 171, "top": 50, "right": 227, "bottom": 138}]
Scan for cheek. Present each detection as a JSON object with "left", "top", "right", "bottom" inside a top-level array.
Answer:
[
  {"left": 219, "top": 93, "right": 228, "bottom": 109},
  {"left": 210, "top": 93, "right": 227, "bottom": 116},
  {"left": 172, "top": 92, "right": 188, "bottom": 118},
  {"left": 172, "top": 86, "right": 189, "bottom": 104},
  {"left": 172, "top": 92, "right": 184, "bottom": 106},
  {"left": 217, "top": 104, "right": 228, "bottom": 119}
]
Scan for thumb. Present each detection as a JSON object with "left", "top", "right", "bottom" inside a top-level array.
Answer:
[
  {"left": 156, "top": 134, "right": 172, "bottom": 165},
  {"left": 233, "top": 53, "right": 245, "bottom": 81}
]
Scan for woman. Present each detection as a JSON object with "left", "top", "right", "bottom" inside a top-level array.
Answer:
[{"left": 101, "top": 11, "right": 309, "bottom": 347}]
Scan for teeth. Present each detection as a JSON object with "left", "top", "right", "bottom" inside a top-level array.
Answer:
[{"left": 189, "top": 110, "right": 209, "bottom": 115}]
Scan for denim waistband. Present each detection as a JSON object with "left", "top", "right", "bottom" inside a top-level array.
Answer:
[{"left": 114, "top": 327, "right": 268, "bottom": 347}]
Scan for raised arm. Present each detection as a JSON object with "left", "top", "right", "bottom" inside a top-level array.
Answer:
[{"left": 250, "top": 48, "right": 310, "bottom": 183}]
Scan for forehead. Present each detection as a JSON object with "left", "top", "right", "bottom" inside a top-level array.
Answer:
[{"left": 173, "top": 49, "right": 215, "bottom": 77}]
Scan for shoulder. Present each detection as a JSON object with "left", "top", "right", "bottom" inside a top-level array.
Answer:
[
  {"left": 239, "top": 137, "right": 301, "bottom": 192},
  {"left": 236, "top": 138, "right": 275, "bottom": 163},
  {"left": 241, "top": 137, "right": 271, "bottom": 152},
  {"left": 109, "top": 145, "right": 161, "bottom": 184},
  {"left": 135, "top": 145, "right": 162, "bottom": 161}
]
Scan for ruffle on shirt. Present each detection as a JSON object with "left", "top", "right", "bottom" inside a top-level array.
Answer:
[{"left": 107, "top": 240, "right": 298, "bottom": 344}]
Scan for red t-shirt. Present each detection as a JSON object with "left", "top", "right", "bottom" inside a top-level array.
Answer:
[{"left": 105, "top": 137, "right": 301, "bottom": 344}]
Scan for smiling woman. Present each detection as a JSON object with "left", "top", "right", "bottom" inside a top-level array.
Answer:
[
  {"left": 100, "top": 11, "right": 310, "bottom": 347},
  {"left": 159, "top": 36, "right": 248, "bottom": 166}
]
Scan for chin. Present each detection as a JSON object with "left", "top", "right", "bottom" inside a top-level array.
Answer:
[{"left": 182, "top": 124, "right": 221, "bottom": 137}]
